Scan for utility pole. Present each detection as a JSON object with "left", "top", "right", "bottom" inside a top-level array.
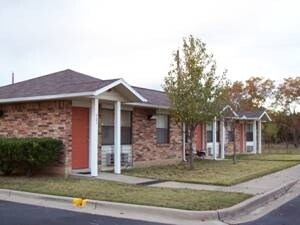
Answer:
[{"left": 11, "top": 72, "right": 15, "bottom": 84}]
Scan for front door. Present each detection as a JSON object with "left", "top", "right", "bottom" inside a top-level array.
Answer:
[{"left": 72, "top": 107, "right": 89, "bottom": 169}]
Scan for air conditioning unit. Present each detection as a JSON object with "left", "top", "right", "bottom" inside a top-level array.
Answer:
[
  {"left": 106, "top": 153, "right": 130, "bottom": 166},
  {"left": 246, "top": 146, "right": 254, "bottom": 152},
  {"left": 208, "top": 147, "right": 212, "bottom": 155}
]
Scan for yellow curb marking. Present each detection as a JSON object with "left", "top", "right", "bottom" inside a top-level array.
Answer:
[{"left": 72, "top": 198, "right": 88, "bottom": 207}]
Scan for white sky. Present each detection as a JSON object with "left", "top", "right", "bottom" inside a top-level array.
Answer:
[{"left": 0, "top": 0, "right": 299, "bottom": 90}]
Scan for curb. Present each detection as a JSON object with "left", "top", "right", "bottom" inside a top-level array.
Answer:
[
  {"left": 0, "top": 179, "right": 297, "bottom": 223},
  {"left": 217, "top": 179, "right": 298, "bottom": 221}
]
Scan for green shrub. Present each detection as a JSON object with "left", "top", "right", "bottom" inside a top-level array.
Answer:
[{"left": 0, "top": 138, "right": 63, "bottom": 176}]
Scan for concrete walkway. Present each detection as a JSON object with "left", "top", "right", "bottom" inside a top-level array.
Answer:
[
  {"left": 74, "top": 172, "right": 156, "bottom": 184},
  {"left": 151, "top": 164, "right": 300, "bottom": 195},
  {"left": 75, "top": 164, "right": 300, "bottom": 195}
]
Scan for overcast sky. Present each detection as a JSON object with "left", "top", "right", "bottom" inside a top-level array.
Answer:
[{"left": 0, "top": 0, "right": 299, "bottom": 90}]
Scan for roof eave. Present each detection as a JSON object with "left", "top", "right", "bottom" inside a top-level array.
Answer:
[
  {"left": 0, "top": 92, "right": 94, "bottom": 104},
  {"left": 126, "top": 102, "right": 170, "bottom": 109}
]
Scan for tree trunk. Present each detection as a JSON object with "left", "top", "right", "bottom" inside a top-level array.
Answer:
[{"left": 187, "top": 124, "right": 195, "bottom": 169}]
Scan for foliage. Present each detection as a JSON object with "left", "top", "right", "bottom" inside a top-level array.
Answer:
[
  {"left": 0, "top": 138, "right": 63, "bottom": 176},
  {"left": 163, "top": 35, "right": 227, "bottom": 167},
  {"left": 225, "top": 77, "right": 275, "bottom": 111},
  {"left": 275, "top": 77, "right": 300, "bottom": 148},
  {"left": 276, "top": 77, "right": 300, "bottom": 113},
  {"left": 263, "top": 123, "right": 279, "bottom": 146}
]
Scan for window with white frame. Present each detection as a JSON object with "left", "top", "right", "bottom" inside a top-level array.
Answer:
[
  {"left": 121, "top": 110, "right": 132, "bottom": 145},
  {"left": 206, "top": 122, "right": 220, "bottom": 143},
  {"left": 246, "top": 123, "right": 253, "bottom": 142},
  {"left": 101, "top": 109, "right": 132, "bottom": 145},
  {"left": 206, "top": 123, "right": 213, "bottom": 142},
  {"left": 156, "top": 114, "right": 169, "bottom": 144}
]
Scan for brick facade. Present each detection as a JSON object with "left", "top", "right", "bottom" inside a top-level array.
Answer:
[
  {"left": 132, "top": 108, "right": 183, "bottom": 165},
  {"left": 0, "top": 102, "right": 184, "bottom": 174},
  {"left": 225, "top": 123, "right": 244, "bottom": 154},
  {"left": 0, "top": 100, "right": 72, "bottom": 175}
]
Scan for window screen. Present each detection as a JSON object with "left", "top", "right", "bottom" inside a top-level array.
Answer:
[
  {"left": 101, "top": 109, "right": 132, "bottom": 145},
  {"left": 246, "top": 123, "right": 253, "bottom": 141},
  {"left": 156, "top": 114, "right": 169, "bottom": 144}
]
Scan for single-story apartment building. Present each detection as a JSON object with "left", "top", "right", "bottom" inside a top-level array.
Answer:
[{"left": 0, "top": 69, "right": 271, "bottom": 176}]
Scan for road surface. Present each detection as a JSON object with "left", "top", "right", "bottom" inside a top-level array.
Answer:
[
  {"left": 0, "top": 200, "right": 169, "bottom": 225},
  {"left": 238, "top": 195, "right": 300, "bottom": 225}
]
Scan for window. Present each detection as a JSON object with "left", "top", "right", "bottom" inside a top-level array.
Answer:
[
  {"left": 206, "top": 123, "right": 213, "bottom": 143},
  {"left": 101, "top": 109, "right": 132, "bottom": 145},
  {"left": 121, "top": 111, "right": 132, "bottom": 145},
  {"left": 156, "top": 114, "right": 169, "bottom": 144},
  {"left": 246, "top": 123, "right": 253, "bottom": 141},
  {"left": 102, "top": 109, "right": 114, "bottom": 145},
  {"left": 206, "top": 122, "right": 220, "bottom": 143}
]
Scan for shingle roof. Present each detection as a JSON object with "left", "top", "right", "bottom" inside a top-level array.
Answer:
[
  {"left": 0, "top": 69, "right": 169, "bottom": 107},
  {"left": 0, "top": 69, "right": 118, "bottom": 99},
  {"left": 133, "top": 86, "right": 170, "bottom": 107}
]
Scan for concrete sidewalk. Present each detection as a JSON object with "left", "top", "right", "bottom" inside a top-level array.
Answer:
[
  {"left": 75, "top": 164, "right": 300, "bottom": 195},
  {"left": 152, "top": 164, "right": 300, "bottom": 195}
]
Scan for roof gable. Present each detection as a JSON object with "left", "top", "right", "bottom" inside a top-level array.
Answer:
[
  {"left": 0, "top": 69, "right": 149, "bottom": 104},
  {"left": 0, "top": 69, "right": 118, "bottom": 99}
]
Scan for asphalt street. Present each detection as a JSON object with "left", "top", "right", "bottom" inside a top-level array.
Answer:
[
  {"left": 238, "top": 195, "right": 300, "bottom": 225},
  {"left": 0, "top": 200, "right": 170, "bottom": 225}
]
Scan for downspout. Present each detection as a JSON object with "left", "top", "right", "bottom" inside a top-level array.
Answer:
[{"left": 182, "top": 122, "right": 187, "bottom": 161}]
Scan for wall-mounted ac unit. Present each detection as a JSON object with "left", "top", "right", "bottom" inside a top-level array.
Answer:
[
  {"left": 106, "top": 153, "right": 130, "bottom": 166},
  {"left": 246, "top": 146, "right": 254, "bottom": 152},
  {"left": 207, "top": 147, "right": 212, "bottom": 155}
]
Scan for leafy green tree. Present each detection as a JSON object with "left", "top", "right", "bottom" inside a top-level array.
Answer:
[
  {"left": 263, "top": 123, "right": 278, "bottom": 149},
  {"left": 225, "top": 77, "right": 275, "bottom": 111},
  {"left": 163, "top": 35, "right": 227, "bottom": 168},
  {"left": 276, "top": 77, "right": 300, "bottom": 148}
]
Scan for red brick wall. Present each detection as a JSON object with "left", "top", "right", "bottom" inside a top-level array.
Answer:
[
  {"left": 225, "top": 122, "right": 244, "bottom": 154},
  {"left": 132, "top": 108, "right": 182, "bottom": 165},
  {"left": 0, "top": 100, "right": 72, "bottom": 175}
]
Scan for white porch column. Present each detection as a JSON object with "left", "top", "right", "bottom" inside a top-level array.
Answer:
[
  {"left": 258, "top": 120, "right": 262, "bottom": 154},
  {"left": 220, "top": 120, "right": 225, "bottom": 159},
  {"left": 212, "top": 118, "right": 217, "bottom": 160},
  {"left": 90, "top": 98, "right": 99, "bottom": 177},
  {"left": 253, "top": 120, "right": 257, "bottom": 154},
  {"left": 114, "top": 101, "right": 121, "bottom": 174}
]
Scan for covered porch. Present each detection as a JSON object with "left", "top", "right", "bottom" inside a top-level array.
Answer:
[
  {"left": 71, "top": 79, "right": 146, "bottom": 176},
  {"left": 197, "top": 106, "right": 272, "bottom": 159}
]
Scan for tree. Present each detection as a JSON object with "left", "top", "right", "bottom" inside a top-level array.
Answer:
[
  {"left": 263, "top": 123, "right": 279, "bottom": 149},
  {"left": 163, "top": 35, "right": 227, "bottom": 168},
  {"left": 224, "top": 81, "right": 244, "bottom": 110},
  {"left": 244, "top": 77, "right": 275, "bottom": 110},
  {"left": 226, "top": 77, "right": 275, "bottom": 111},
  {"left": 276, "top": 77, "right": 300, "bottom": 148}
]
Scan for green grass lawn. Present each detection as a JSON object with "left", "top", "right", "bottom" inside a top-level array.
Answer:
[
  {"left": 229, "top": 153, "right": 300, "bottom": 161},
  {"left": 0, "top": 176, "right": 251, "bottom": 211},
  {"left": 125, "top": 159, "right": 299, "bottom": 186}
]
